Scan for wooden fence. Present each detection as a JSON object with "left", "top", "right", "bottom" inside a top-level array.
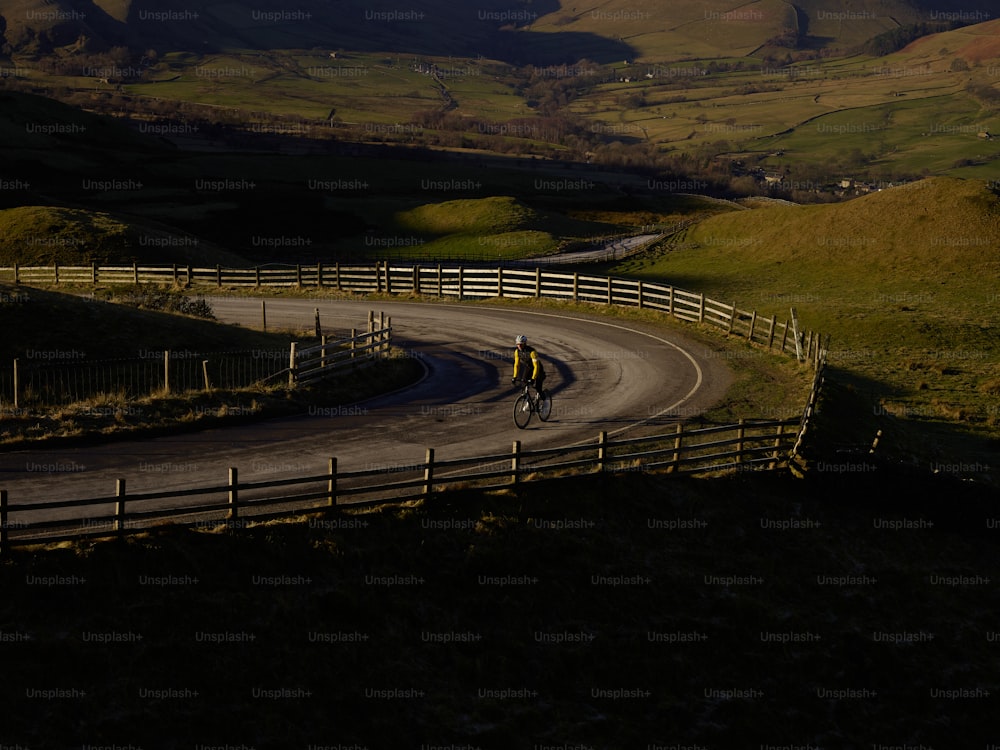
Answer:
[
  {"left": 0, "top": 263, "right": 828, "bottom": 366},
  {"left": 0, "top": 262, "right": 829, "bottom": 550},
  {"left": 0, "top": 418, "right": 798, "bottom": 551}
]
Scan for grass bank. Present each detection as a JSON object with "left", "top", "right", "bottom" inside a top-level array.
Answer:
[
  {"left": 1, "top": 465, "right": 996, "bottom": 746},
  {"left": 598, "top": 177, "right": 1000, "bottom": 485}
]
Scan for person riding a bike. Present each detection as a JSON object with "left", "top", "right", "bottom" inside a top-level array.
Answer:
[{"left": 511, "top": 335, "right": 547, "bottom": 399}]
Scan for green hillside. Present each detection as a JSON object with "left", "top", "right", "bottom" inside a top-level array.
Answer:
[
  {"left": 0, "top": 206, "right": 248, "bottom": 266},
  {"left": 686, "top": 177, "right": 1000, "bottom": 287},
  {"left": 606, "top": 177, "right": 1000, "bottom": 474},
  {"left": 396, "top": 196, "right": 540, "bottom": 235}
]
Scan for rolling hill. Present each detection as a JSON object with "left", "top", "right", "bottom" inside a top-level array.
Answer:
[
  {"left": 0, "top": 205, "right": 249, "bottom": 266},
  {"left": 1, "top": 0, "right": 998, "bottom": 63}
]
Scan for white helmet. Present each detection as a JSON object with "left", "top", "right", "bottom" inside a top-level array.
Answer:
[{"left": 515, "top": 335, "right": 527, "bottom": 345}]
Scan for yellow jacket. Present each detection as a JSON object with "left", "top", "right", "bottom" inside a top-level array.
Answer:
[{"left": 513, "top": 345, "right": 544, "bottom": 380}]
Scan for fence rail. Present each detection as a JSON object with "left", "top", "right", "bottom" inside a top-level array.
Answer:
[
  {"left": 0, "top": 263, "right": 828, "bottom": 367},
  {"left": 0, "top": 419, "right": 798, "bottom": 551}
]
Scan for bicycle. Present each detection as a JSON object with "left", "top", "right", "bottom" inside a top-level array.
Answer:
[{"left": 512, "top": 379, "right": 552, "bottom": 429}]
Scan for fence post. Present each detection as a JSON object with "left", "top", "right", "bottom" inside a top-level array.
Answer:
[
  {"left": 437, "top": 264, "right": 443, "bottom": 297},
  {"left": 335, "top": 262, "right": 341, "bottom": 292},
  {"left": 869, "top": 429, "right": 882, "bottom": 455},
  {"left": 597, "top": 431, "right": 608, "bottom": 473},
  {"left": 92, "top": 262, "right": 98, "bottom": 284},
  {"left": 572, "top": 272, "right": 579, "bottom": 302},
  {"left": 186, "top": 265, "right": 193, "bottom": 288},
  {"left": 12, "top": 358, "right": 19, "bottom": 410},
  {"left": 0, "top": 490, "right": 8, "bottom": 555},
  {"left": 288, "top": 342, "right": 298, "bottom": 388},
  {"left": 767, "top": 316, "right": 776, "bottom": 350},
  {"left": 637, "top": 280, "right": 643, "bottom": 309},
  {"left": 698, "top": 293, "right": 705, "bottom": 323},
  {"left": 385, "top": 262, "right": 392, "bottom": 295},
  {"left": 667, "top": 286, "right": 674, "bottom": 316},
  {"left": 317, "top": 262, "right": 323, "bottom": 288},
  {"left": 671, "top": 423, "right": 683, "bottom": 473},
  {"left": 350, "top": 329, "right": 356, "bottom": 360},
  {"left": 497, "top": 267, "right": 503, "bottom": 298},
  {"left": 115, "top": 479, "right": 126, "bottom": 540},
  {"left": 255, "top": 266, "right": 261, "bottom": 288},
  {"left": 606, "top": 276, "right": 612, "bottom": 305},
  {"left": 458, "top": 266, "right": 464, "bottom": 298},
  {"left": 413, "top": 265, "right": 420, "bottom": 295},
  {"left": 736, "top": 419, "right": 746, "bottom": 465},
  {"left": 13, "top": 263, "right": 18, "bottom": 284},
  {"left": 228, "top": 467, "right": 239, "bottom": 522},
  {"left": 790, "top": 308, "right": 802, "bottom": 361},
  {"left": 133, "top": 263, "right": 139, "bottom": 284},
  {"left": 535, "top": 267, "right": 541, "bottom": 298},
  {"left": 314, "top": 308, "right": 321, "bottom": 338},
  {"left": 727, "top": 302, "right": 736, "bottom": 335},
  {"left": 423, "top": 448, "right": 434, "bottom": 498},
  {"left": 328, "top": 458, "right": 337, "bottom": 506},
  {"left": 53, "top": 263, "right": 59, "bottom": 285},
  {"left": 163, "top": 350, "right": 170, "bottom": 394},
  {"left": 747, "top": 311, "right": 757, "bottom": 342},
  {"left": 769, "top": 424, "right": 784, "bottom": 470},
  {"left": 261, "top": 300, "right": 267, "bottom": 331},
  {"left": 202, "top": 360, "right": 211, "bottom": 391},
  {"left": 511, "top": 440, "right": 521, "bottom": 486}
]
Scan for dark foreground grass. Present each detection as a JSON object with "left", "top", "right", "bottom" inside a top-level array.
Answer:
[{"left": 1, "top": 459, "right": 997, "bottom": 748}]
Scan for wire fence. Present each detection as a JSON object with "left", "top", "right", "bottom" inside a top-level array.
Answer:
[
  {"left": 0, "top": 350, "right": 289, "bottom": 409},
  {"left": 1, "top": 314, "right": 392, "bottom": 410}
]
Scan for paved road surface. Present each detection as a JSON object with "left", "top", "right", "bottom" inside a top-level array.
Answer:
[{"left": 0, "top": 299, "right": 732, "bottom": 518}]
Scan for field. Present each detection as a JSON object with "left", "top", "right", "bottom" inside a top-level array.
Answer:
[
  {"left": 5, "top": 18, "right": 1000, "bottom": 187},
  {"left": 571, "top": 23, "right": 1000, "bottom": 181}
]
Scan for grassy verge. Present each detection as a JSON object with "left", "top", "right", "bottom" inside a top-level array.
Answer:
[
  {"left": 0, "top": 281, "right": 424, "bottom": 446},
  {"left": 0, "top": 352, "right": 424, "bottom": 449},
  {"left": 1, "top": 466, "right": 996, "bottom": 746}
]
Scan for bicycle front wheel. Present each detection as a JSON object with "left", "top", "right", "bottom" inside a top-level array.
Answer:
[
  {"left": 513, "top": 394, "right": 533, "bottom": 429},
  {"left": 537, "top": 392, "right": 552, "bottom": 421}
]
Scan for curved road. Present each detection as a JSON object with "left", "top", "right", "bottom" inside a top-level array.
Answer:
[{"left": 0, "top": 299, "right": 733, "bottom": 515}]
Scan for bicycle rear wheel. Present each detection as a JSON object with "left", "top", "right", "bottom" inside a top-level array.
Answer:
[
  {"left": 513, "top": 394, "right": 533, "bottom": 429},
  {"left": 537, "top": 392, "right": 552, "bottom": 421}
]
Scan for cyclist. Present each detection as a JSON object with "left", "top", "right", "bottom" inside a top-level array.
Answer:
[{"left": 511, "top": 334, "right": 547, "bottom": 399}]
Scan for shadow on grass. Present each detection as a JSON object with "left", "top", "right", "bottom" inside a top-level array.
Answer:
[{"left": 805, "top": 365, "right": 999, "bottom": 488}]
